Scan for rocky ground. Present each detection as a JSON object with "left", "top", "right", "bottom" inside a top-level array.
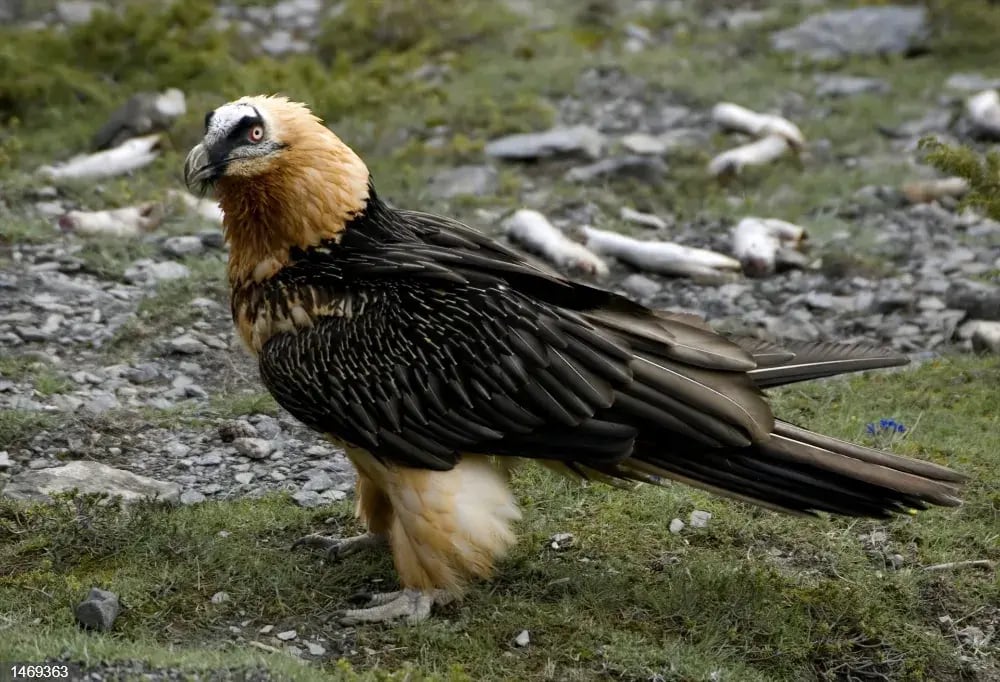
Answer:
[{"left": 1, "top": 1, "right": 998, "bottom": 681}]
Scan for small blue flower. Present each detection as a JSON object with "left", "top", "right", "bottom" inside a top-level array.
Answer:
[{"left": 866, "top": 418, "right": 907, "bottom": 438}]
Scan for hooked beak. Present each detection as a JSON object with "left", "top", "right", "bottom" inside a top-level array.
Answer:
[{"left": 183, "top": 143, "right": 218, "bottom": 194}]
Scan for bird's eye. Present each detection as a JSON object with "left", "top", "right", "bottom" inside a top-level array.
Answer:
[{"left": 248, "top": 125, "right": 265, "bottom": 143}]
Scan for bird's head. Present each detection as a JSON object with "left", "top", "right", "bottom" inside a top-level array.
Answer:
[{"left": 184, "top": 95, "right": 370, "bottom": 283}]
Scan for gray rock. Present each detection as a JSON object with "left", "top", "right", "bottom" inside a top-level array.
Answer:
[
  {"left": 0, "top": 451, "right": 11, "bottom": 469},
  {"left": 57, "top": 1, "right": 97, "bottom": 25},
  {"left": 971, "top": 321, "right": 1000, "bottom": 354},
  {"left": 168, "top": 334, "right": 205, "bottom": 355},
  {"left": 689, "top": 510, "right": 712, "bottom": 528},
  {"left": 565, "top": 155, "right": 666, "bottom": 183},
  {"left": 814, "top": 75, "right": 889, "bottom": 98},
  {"left": 74, "top": 587, "right": 121, "bottom": 632},
  {"left": 162, "top": 236, "right": 204, "bottom": 257},
  {"left": 234, "top": 472, "right": 255, "bottom": 485},
  {"left": 771, "top": 6, "right": 928, "bottom": 60},
  {"left": 548, "top": 532, "right": 574, "bottom": 550},
  {"left": 165, "top": 442, "right": 191, "bottom": 458},
  {"left": 669, "top": 518, "right": 685, "bottom": 534},
  {"left": 302, "top": 472, "right": 334, "bottom": 492},
  {"left": 427, "top": 165, "right": 498, "bottom": 199},
  {"left": 124, "top": 363, "right": 160, "bottom": 384},
  {"left": 195, "top": 451, "right": 223, "bottom": 466},
  {"left": 485, "top": 126, "right": 604, "bottom": 161},
  {"left": 234, "top": 437, "right": 275, "bottom": 460},
  {"left": 620, "top": 133, "right": 668, "bottom": 156},
  {"left": 180, "top": 490, "right": 206, "bottom": 505},
  {"left": 251, "top": 415, "right": 281, "bottom": 439},
  {"left": 124, "top": 260, "right": 190, "bottom": 286},
  {"left": 261, "top": 29, "right": 309, "bottom": 56},
  {"left": 621, "top": 274, "right": 662, "bottom": 300},
  {"left": 945, "top": 73, "right": 1000, "bottom": 92},
  {"left": 276, "top": 629, "right": 297, "bottom": 641},
  {"left": 306, "top": 642, "right": 326, "bottom": 656},
  {"left": 3, "top": 461, "right": 180, "bottom": 504},
  {"left": 514, "top": 630, "right": 530, "bottom": 647},
  {"left": 947, "top": 281, "right": 1000, "bottom": 320},
  {"left": 292, "top": 490, "right": 324, "bottom": 508}
]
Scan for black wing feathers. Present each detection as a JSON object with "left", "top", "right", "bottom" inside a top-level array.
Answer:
[{"left": 255, "top": 196, "right": 965, "bottom": 518}]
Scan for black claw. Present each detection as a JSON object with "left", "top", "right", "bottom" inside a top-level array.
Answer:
[{"left": 347, "top": 591, "right": 374, "bottom": 604}]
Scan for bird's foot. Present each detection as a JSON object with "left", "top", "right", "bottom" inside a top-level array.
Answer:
[
  {"left": 336, "top": 588, "right": 452, "bottom": 625},
  {"left": 292, "top": 532, "right": 386, "bottom": 561}
]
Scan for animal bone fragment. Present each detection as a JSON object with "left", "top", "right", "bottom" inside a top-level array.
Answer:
[
  {"left": 965, "top": 89, "right": 1000, "bottom": 138},
  {"left": 503, "top": 209, "right": 608, "bottom": 277},
  {"left": 732, "top": 217, "right": 807, "bottom": 277},
  {"left": 711, "top": 102, "right": 805, "bottom": 148},
  {"left": 58, "top": 202, "right": 163, "bottom": 237},
  {"left": 167, "top": 189, "right": 224, "bottom": 224},
  {"left": 902, "top": 177, "right": 970, "bottom": 204},
  {"left": 709, "top": 135, "right": 790, "bottom": 177},
  {"left": 39, "top": 134, "right": 161, "bottom": 181},
  {"left": 582, "top": 226, "right": 740, "bottom": 279}
]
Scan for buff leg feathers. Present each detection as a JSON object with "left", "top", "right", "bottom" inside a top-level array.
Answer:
[{"left": 296, "top": 453, "right": 521, "bottom": 624}]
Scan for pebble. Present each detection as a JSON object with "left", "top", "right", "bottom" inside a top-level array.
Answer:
[
  {"left": 169, "top": 334, "right": 206, "bottom": 355},
  {"left": 514, "top": 630, "right": 530, "bottom": 647},
  {"left": 124, "top": 260, "right": 190, "bottom": 286},
  {"left": 276, "top": 629, "right": 297, "bottom": 641},
  {"left": 162, "top": 236, "right": 204, "bottom": 257},
  {"left": 771, "top": 6, "right": 928, "bottom": 60},
  {"left": 74, "top": 587, "right": 121, "bottom": 632},
  {"left": 485, "top": 125, "right": 604, "bottom": 160},
  {"left": 548, "top": 532, "right": 575, "bottom": 550},
  {"left": 0, "top": 451, "right": 11, "bottom": 469},
  {"left": 669, "top": 518, "right": 685, "bottom": 534},
  {"left": 620, "top": 133, "right": 668, "bottom": 156},
  {"left": 210, "top": 591, "right": 229, "bottom": 604},
  {"left": 292, "top": 490, "right": 324, "bottom": 508},
  {"left": 234, "top": 472, "right": 255, "bottom": 485},
  {"left": 565, "top": 155, "right": 666, "bottom": 183},
  {"left": 180, "top": 489, "right": 206, "bottom": 505},
  {"left": 427, "top": 165, "right": 498, "bottom": 199},
  {"left": 3, "top": 461, "right": 180, "bottom": 505},
  {"left": 689, "top": 510, "right": 712, "bottom": 528},
  {"left": 302, "top": 472, "right": 334, "bottom": 492},
  {"left": 621, "top": 274, "right": 662, "bottom": 300},
  {"left": 305, "top": 642, "right": 326, "bottom": 656},
  {"left": 259, "top": 624, "right": 274, "bottom": 634},
  {"left": 233, "top": 437, "right": 275, "bottom": 460}
]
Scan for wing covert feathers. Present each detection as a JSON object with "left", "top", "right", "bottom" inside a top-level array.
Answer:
[{"left": 245, "top": 189, "right": 966, "bottom": 521}]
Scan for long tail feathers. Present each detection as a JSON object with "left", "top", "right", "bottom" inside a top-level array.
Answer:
[
  {"left": 608, "top": 338, "right": 965, "bottom": 518},
  {"left": 736, "top": 338, "right": 910, "bottom": 388}
]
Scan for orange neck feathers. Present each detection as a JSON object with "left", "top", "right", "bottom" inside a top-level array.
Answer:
[{"left": 214, "top": 98, "right": 370, "bottom": 286}]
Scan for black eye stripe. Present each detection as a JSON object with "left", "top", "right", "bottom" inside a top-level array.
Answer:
[{"left": 227, "top": 115, "right": 264, "bottom": 141}]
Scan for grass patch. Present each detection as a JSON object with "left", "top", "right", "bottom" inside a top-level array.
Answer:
[
  {"left": 1, "top": 356, "right": 997, "bottom": 680},
  {"left": 0, "top": 410, "right": 60, "bottom": 449}
]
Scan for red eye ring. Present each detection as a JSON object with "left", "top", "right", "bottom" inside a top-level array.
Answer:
[{"left": 248, "top": 125, "right": 264, "bottom": 143}]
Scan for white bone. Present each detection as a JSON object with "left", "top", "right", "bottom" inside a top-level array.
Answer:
[
  {"left": 708, "top": 134, "right": 790, "bottom": 177},
  {"left": 502, "top": 209, "right": 608, "bottom": 277},
  {"left": 39, "top": 134, "right": 161, "bottom": 181},
  {"left": 58, "top": 202, "right": 163, "bottom": 237},
  {"left": 582, "top": 226, "right": 740, "bottom": 278},
  {"left": 732, "top": 217, "right": 807, "bottom": 277},
  {"left": 712, "top": 102, "right": 805, "bottom": 147}
]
